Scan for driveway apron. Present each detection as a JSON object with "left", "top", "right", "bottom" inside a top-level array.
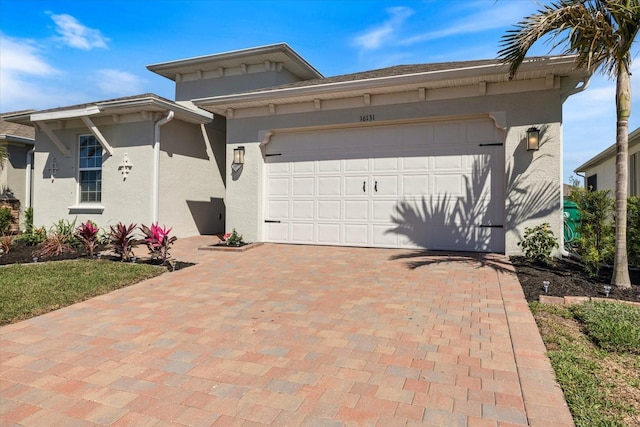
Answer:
[{"left": 1, "top": 238, "right": 573, "bottom": 426}]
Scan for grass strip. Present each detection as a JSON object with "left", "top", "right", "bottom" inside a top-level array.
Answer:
[
  {"left": 531, "top": 302, "right": 638, "bottom": 427},
  {"left": 0, "top": 259, "right": 163, "bottom": 325}
]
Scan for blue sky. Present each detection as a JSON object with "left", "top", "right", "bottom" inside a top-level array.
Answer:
[{"left": 1, "top": 0, "right": 638, "bottom": 183}]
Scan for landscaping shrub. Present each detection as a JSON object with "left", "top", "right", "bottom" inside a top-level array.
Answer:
[
  {"left": 140, "top": 223, "right": 177, "bottom": 265},
  {"left": 36, "top": 218, "right": 81, "bottom": 258},
  {"left": 0, "top": 206, "right": 12, "bottom": 235},
  {"left": 572, "top": 301, "right": 640, "bottom": 354},
  {"left": 223, "top": 228, "right": 243, "bottom": 246},
  {"left": 19, "top": 208, "right": 46, "bottom": 246},
  {"left": 76, "top": 220, "right": 99, "bottom": 257},
  {"left": 628, "top": 196, "right": 640, "bottom": 268},
  {"left": 0, "top": 234, "right": 15, "bottom": 254},
  {"left": 518, "top": 223, "right": 558, "bottom": 264},
  {"left": 569, "top": 187, "right": 614, "bottom": 276},
  {"left": 109, "top": 222, "right": 138, "bottom": 261}
]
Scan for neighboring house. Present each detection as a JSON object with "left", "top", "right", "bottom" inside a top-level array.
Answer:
[
  {"left": 0, "top": 115, "right": 35, "bottom": 230},
  {"left": 5, "top": 43, "right": 590, "bottom": 254},
  {"left": 575, "top": 127, "right": 640, "bottom": 196}
]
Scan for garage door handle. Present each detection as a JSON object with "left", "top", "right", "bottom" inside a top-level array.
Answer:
[
  {"left": 363, "top": 181, "right": 366, "bottom": 192},
  {"left": 374, "top": 181, "right": 378, "bottom": 192}
]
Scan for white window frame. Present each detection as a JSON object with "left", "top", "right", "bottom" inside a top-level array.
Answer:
[{"left": 77, "top": 134, "right": 103, "bottom": 204}]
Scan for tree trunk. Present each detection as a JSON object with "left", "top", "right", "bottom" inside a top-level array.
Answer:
[{"left": 612, "top": 66, "right": 631, "bottom": 288}]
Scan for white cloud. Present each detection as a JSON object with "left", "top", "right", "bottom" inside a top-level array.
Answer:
[
  {"left": 95, "top": 69, "right": 144, "bottom": 96},
  {"left": 353, "top": 7, "right": 414, "bottom": 51},
  {"left": 0, "top": 35, "right": 58, "bottom": 76},
  {"left": 49, "top": 13, "right": 109, "bottom": 50},
  {"left": 400, "top": 2, "right": 535, "bottom": 46},
  {"left": 0, "top": 34, "right": 68, "bottom": 112}
]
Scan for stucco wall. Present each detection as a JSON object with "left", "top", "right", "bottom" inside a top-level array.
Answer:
[
  {"left": 583, "top": 142, "right": 640, "bottom": 194},
  {"left": 32, "top": 121, "right": 155, "bottom": 231},
  {"left": 224, "top": 88, "right": 565, "bottom": 255},
  {"left": 158, "top": 117, "right": 226, "bottom": 236},
  {"left": 176, "top": 69, "right": 299, "bottom": 101},
  {"left": 3, "top": 144, "right": 32, "bottom": 227},
  {"left": 32, "top": 117, "right": 226, "bottom": 238}
]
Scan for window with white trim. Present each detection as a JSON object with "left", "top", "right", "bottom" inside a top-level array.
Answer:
[{"left": 78, "top": 135, "right": 102, "bottom": 203}]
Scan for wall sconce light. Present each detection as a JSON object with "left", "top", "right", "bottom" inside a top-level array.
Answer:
[
  {"left": 526, "top": 127, "right": 540, "bottom": 151},
  {"left": 233, "top": 146, "right": 245, "bottom": 165},
  {"left": 232, "top": 146, "right": 245, "bottom": 173}
]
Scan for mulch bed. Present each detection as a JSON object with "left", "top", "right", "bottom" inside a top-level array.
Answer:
[
  {"left": 511, "top": 256, "right": 640, "bottom": 303},
  {"left": 0, "top": 240, "right": 194, "bottom": 271}
]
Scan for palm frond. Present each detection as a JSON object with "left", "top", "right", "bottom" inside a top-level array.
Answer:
[{"left": 499, "top": 0, "right": 640, "bottom": 79}]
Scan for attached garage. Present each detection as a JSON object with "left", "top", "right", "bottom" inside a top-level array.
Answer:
[
  {"left": 190, "top": 44, "right": 590, "bottom": 255},
  {"left": 264, "top": 117, "right": 505, "bottom": 252}
]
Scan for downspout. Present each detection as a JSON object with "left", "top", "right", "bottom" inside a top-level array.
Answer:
[
  {"left": 560, "top": 77, "right": 590, "bottom": 257},
  {"left": 152, "top": 111, "right": 174, "bottom": 224},
  {"left": 25, "top": 145, "right": 35, "bottom": 209}
]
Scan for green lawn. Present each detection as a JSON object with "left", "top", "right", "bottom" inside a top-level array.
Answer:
[
  {"left": 0, "top": 259, "right": 164, "bottom": 325},
  {"left": 531, "top": 301, "right": 640, "bottom": 427}
]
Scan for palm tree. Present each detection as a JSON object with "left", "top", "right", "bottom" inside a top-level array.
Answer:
[
  {"left": 0, "top": 144, "right": 7, "bottom": 170},
  {"left": 499, "top": 0, "right": 639, "bottom": 289}
]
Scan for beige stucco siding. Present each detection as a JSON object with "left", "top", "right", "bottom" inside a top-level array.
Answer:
[
  {"left": 158, "top": 118, "right": 226, "bottom": 236},
  {"left": 176, "top": 69, "right": 299, "bottom": 101},
  {"left": 2, "top": 144, "right": 32, "bottom": 227},
  {"left": 582, "top": 142, "right": 639, "bottom": 194},
  {"left": 31, "top": 117, "right": 225, "bottom": 237},
  {"left": 224, "top": 88, "right": 565, "bottom": 255},
  {"left": 32, "top": 121, "right": 155, "bottom": 230}
]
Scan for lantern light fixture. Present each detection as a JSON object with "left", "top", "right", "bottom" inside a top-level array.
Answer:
[
  {"left": 233, "top": 146, "right": 245, "bottom": 165},
  {"left": 526, "top": 127, "right": 540, "bottom": 151}
]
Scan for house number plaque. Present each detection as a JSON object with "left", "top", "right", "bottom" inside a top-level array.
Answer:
[{"left": 359, "top": 114, "right": 375, "bottom": 122}]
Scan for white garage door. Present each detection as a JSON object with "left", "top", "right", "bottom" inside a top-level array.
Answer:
[{"left": 264, "top": 118, "right": 505, "bottom": 252}]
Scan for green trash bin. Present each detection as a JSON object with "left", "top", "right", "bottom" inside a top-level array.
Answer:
[{"left": 563, "top": 199, "right": 580, "bottom": 251}]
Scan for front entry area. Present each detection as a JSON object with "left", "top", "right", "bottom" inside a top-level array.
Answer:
[{"left": 264, "top": 117, "right": 505, "bottom": 252}]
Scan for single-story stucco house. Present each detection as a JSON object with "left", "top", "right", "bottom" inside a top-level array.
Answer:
[
  {"left": 575, "top": 127, "right": 640, "bottom": 196},
  {"left": 5, "top": 43, "right": 590, "bottom": 254},
  {"left": 0, "top": 116, "right": 35, "bottom": 230}
]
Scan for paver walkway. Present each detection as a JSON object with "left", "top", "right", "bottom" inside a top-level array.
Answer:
[{"left": 1, "top": 237, "right": 573, "bottom": 426}]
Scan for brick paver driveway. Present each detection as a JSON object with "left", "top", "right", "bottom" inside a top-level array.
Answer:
[{"left": 1, "top": 237, "right": 573, "bottom": 426}]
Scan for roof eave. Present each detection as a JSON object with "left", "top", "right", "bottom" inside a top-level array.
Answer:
[
  {"left": 574, "top": 127, "right": 640, "bottom": 172},
  {"left": 193, "top": 55, "right": 585, "bottom": 113}
]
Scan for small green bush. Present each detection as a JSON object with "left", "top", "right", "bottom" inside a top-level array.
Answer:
[
  {"left": 518, "top": 222, "right": 558, "bottom": 263},
  {"left": 569, "top": 187, "right": 614, "bottom": 276},
  {"left": 0, "top": 206, "right": 12, "bottom": 235},
  {"left": 572, "top": 301, "right": 640, "bottom": 354}
]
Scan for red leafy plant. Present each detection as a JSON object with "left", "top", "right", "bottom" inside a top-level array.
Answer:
[
  {"left": 108, "top": 223, "right": 138, "bottom": 261},
  {"left": 140, "top": 223, "right": 177, "bottom": 264},
  {"left": 76, "top": 220, "right": 100, "bottom": 257}
]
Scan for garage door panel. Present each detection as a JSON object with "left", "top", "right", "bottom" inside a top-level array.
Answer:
[
  {"left": 403, "top": 175, "right": 429, "bottom": 196},
  {"left": 268, "top": 177, "right": 289, "bottom": 196},
  {"left": 345, "top": 176, "right": 368, "bottom": 196},
  {"left": 318, "top": 176, "right": 341, "bottom": 196},
  {"left": 344, "top": 224, "right": 368, "bottom": 245},
  {"left": 318, "top": 200, "right": 341, "bottom": 220},
  {"left": 345, "top": 200, "right": 368, "bottom": 220},
  {"left": 268, "top": 162, "right": 290, "bottom": 175},
  {"left": 372, "top": 200, "right": 397, "bottom": 221},
  {"left": 266, "top": 223, "right": 289, "bottom": 241},
  {"left": 318, "top": 159, "right": 341, "bottom": 173},
  {"left": 372, "top": 224, "right": 398, "bottom": 246},
  {"left": 267, "top": 200, "right": 289, "bottom": 219},
  {"left": 318, "top": 223, "right": 340, "bottom": 244},
  {"left": 293, "top": 161, "right": 315, "bottom": 173},
  {"left": 293, "top": 177, "right": 314, "bottom": 196},
  {"left": 292, "top": 201, "right": 314, "bottom": 220},
  {"left": 345, "top": 158, "right": 369, "bottom": 173},
  {"left": 373, "top": 175, "right": 398, "bottom": 196},
  {"left": 433, "top": 155, "right": 463, "bottom": 170},
  {"left": 292, "top": 223, "right": 314, "bottom": 243},
  {"left": 403, "top": 156, "right": 429, "bottom": 171},
  {"left": 372, "top": 157, "right": 399, "bottom": 172},
  {"left": 434, "top": 175, "right": 463, "bottom": 195}
]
